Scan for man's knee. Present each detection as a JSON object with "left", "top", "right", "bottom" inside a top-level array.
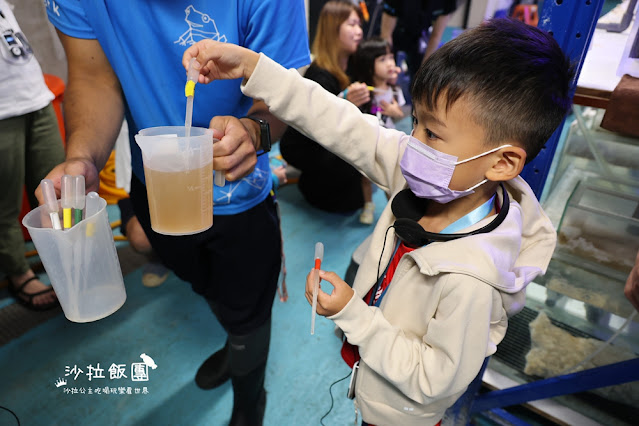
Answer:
[{"left": 126, "top": 216, "right": 152, "bottom": 253}]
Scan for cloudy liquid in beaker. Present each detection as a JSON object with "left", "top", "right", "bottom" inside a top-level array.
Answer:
[{"left": 144, "top": 162, "right": 213, "bottom": 235}]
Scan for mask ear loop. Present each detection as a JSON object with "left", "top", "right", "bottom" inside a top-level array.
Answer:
[
  {"left": 454, "top": 145, "right": 512, "bottom": 192},
  {"left": 466, "top": 178, "right": 489, "bottom": 192},
  {"left": 454, "top": 144, "right": 512, "bottom": 165}
]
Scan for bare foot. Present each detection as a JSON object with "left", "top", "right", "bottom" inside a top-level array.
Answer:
[{"left": 9, "top": 270, "right": 58, "bottom": 308}]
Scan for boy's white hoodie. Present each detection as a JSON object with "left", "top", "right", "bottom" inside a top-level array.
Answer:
[{"left": 243, "top": 54, "right": 557, "bottom": 425}]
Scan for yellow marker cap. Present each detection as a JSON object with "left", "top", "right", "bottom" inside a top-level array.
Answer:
[
  {"left": 63, "top": 208, "right": 72, "bottom": 229},
  {"left": 185, "top": 80, "right": 195, "bottom": 97},
  {"left": 85, "top": 222, "right": 96, "bottom": 237}
]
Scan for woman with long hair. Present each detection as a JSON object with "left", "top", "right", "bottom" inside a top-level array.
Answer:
[{"left": 280, "top": 0, "right": 371, "bottom": 214}]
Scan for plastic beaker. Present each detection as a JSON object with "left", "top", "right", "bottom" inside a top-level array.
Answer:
[
  {"left": 22, "top": 193, "right": 126, "bottom": 323},
  {"left": 135, "top": 126, "right": 213, "bottom": 236}
]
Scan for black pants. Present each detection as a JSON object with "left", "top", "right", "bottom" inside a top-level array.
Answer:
[{"left": 130, "top": 175, "right": 281, "bottom": 335}]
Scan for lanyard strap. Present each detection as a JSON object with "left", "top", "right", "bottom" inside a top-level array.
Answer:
[
  {"left": 369, "top": 193, "right": 497, "bottom": 307},
  {"left": 440, "top": 193, "right": 496, "bottom": 234},
  {"left": 369, "top": 241, "right": 400, "bottom": 307}
]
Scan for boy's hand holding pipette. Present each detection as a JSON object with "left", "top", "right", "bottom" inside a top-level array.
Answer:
[
  {"left": 305, "top": 270, "right": 354, "bottom": 317},
  {"left": 182, "top": 40, "right": 259, "bottom": 85},
  {"left": 183, "top": 41, "right": 266, "bottom": 181}
]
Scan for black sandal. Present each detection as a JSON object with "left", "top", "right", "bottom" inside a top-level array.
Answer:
[{"left": 8, "top": 276, "right": 59, "bottom": 311}]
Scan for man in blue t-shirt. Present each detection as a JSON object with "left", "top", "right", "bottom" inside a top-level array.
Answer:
[{"left": 41, "top": 1, "right": 310, "bottom": 424}]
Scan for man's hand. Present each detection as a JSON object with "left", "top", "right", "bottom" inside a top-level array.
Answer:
[
  {"left": 209, "top": 116, "right": 259, "bottom": 181},
  {"left": 624, "top": 250, "right": 639, "bottom": 312},
  {"left": 305, "top": 269, "right": 354, "bottom": 317},
  {"left": 182, "top": 40, "right": 260, "bottom": 84},
  {"left": 35, "top": 158, "right": 99, "bottom": 204}
]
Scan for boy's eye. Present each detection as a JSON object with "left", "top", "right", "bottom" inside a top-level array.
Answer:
[{"left": 425, "top": 129, "right": 438, "bottom": 140}]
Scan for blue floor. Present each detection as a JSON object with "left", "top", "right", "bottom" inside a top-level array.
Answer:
[{"left": 0, "top": 176, "right": 388, "bottom": 425}]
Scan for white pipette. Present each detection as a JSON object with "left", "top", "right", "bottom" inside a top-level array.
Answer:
[
  {"left": 41, "top": 179, "right": 61, "bottom": 230},
  {"left": 73, "top": 175, "right": 85, "bottom": 224},
  {"left": 185, "top": 58, "right": 225, "bottom": 187},
  {"left": 184, "top": 58, "right": 199, "bottom": 138},
  {"left": 311, "top": 242, "right": 324, "bottom": 335}
]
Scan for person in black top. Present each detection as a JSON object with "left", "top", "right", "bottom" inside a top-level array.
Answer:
[
  {"left": 280, "top": 0, "right": 371, "bottom": 213},
  {"left": 381, "top": 0, "right": 459, "bottom": 85}
]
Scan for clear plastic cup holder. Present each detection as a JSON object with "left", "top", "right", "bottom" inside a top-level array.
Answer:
[{"left": 22, "top": 193, "right": 126, "bottom": 322}]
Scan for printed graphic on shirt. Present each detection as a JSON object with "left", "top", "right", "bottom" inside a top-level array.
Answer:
[
  {"left": 0, "top": 4, "right": 33, "bottom": 64},
  {"left": 44, "top": 0, "right": 60, "bottom": 17},
  {"left": 173, "top": 5, "right": 269, "bottom": 206},
  {"left": 214, "top": 166, "right": 270, "bottom": 206},
  {"left": 174, "top": 5, "right": 227, "bottom": 46}
]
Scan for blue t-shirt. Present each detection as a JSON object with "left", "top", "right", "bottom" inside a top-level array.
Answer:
[{"left": 46, "top": 0, "right": 310, "bottom": 215}]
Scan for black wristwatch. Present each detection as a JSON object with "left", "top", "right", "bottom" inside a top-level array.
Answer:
[{"left": 243, "top": 116, "right": 271, "bottom": 154}]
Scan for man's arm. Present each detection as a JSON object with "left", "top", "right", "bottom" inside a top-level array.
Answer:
[
  {"left": 423, "top": 13, "right": 453, "bottom": 61},
  {"left": 60, "top": 32, "right": 124, "bottom": 171},
  {"left": 242, "top": 99, "right": 287, "bottom": 147},
  {"left": 242, "top": 62, "right": 313, "bottom": 148},
  {"left": 380, "top": 12, "right": 397, "bottom": 47},
  {"left": 37, "top": 31, "right": 124, "bottom": 201}
]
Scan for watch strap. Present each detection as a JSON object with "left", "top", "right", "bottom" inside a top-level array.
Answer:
[{"left": 242, "top": 115, "right": 271, "bottom": 153}]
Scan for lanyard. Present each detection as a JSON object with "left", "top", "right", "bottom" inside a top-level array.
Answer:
[
  {"left": 369, "top": 241, "right": 400, "bottom": 307},
  {"left": 440, "top": 193, "right": 496, "bottom": 234},
  {"left": 369, "top": 192, "right": 497, "bottom": 307}
]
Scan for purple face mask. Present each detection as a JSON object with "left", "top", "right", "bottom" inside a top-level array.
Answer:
[{"left": 399, "top": 136, "right": 511, "bottom": 203}]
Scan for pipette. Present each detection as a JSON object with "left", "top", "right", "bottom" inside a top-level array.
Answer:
[
  {"left": 184, "top": 57, "right": 199, "bottom": 138},
  {"left": 73, "top": 175, "right": 85, "bottom": 224},
  {"left": 185, "top": 59, "right": 225, "bottom": 187},
  {"left": 40, "top": 179, "right": 61, "bottom": 230},
  {"left": 61, "top": 174, "right": 73, "bottom": 230},
  {"left": 310, "top": 241, "right": 324, "bottom": 335}
]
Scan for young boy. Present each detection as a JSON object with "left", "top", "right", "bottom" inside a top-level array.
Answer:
[{"left": 184, "top": 18, "right": 573, "bottom": 426}]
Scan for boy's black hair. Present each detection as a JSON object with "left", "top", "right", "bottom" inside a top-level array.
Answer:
[
  {"left": 351, "top": 37, "right": 392, "bottom": 87},
  {"left": 412, "top": 18, "right": 575, "bottom": 162}
]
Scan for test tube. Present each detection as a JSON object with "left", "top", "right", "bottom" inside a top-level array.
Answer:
[
  {"left": 73, "top": 175, "right": 85, "bottom": 224},
  {"left": 61, "top": 174, "right": 74, "bottom": 230},
  {"left": 41, "top": 179, "right": 61, "bottom": 230},
  {"left": 311, "top": 242, "right": 324, "bottom": 335}
]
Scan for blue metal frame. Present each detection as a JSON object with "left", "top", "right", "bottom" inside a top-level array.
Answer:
[
  {"left": 470, "top": 358, "right": 639, "bottom": 413},
  {"left": 486, "top": 408, "right": 532, "bottom": 426},
  {"left": 520, "top": 0, "right": 605, "bottom": 197}
]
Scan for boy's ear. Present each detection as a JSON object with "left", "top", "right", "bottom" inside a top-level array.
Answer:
[{"left": 485, "top": 145, "right": 527, "bottom": 182}]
